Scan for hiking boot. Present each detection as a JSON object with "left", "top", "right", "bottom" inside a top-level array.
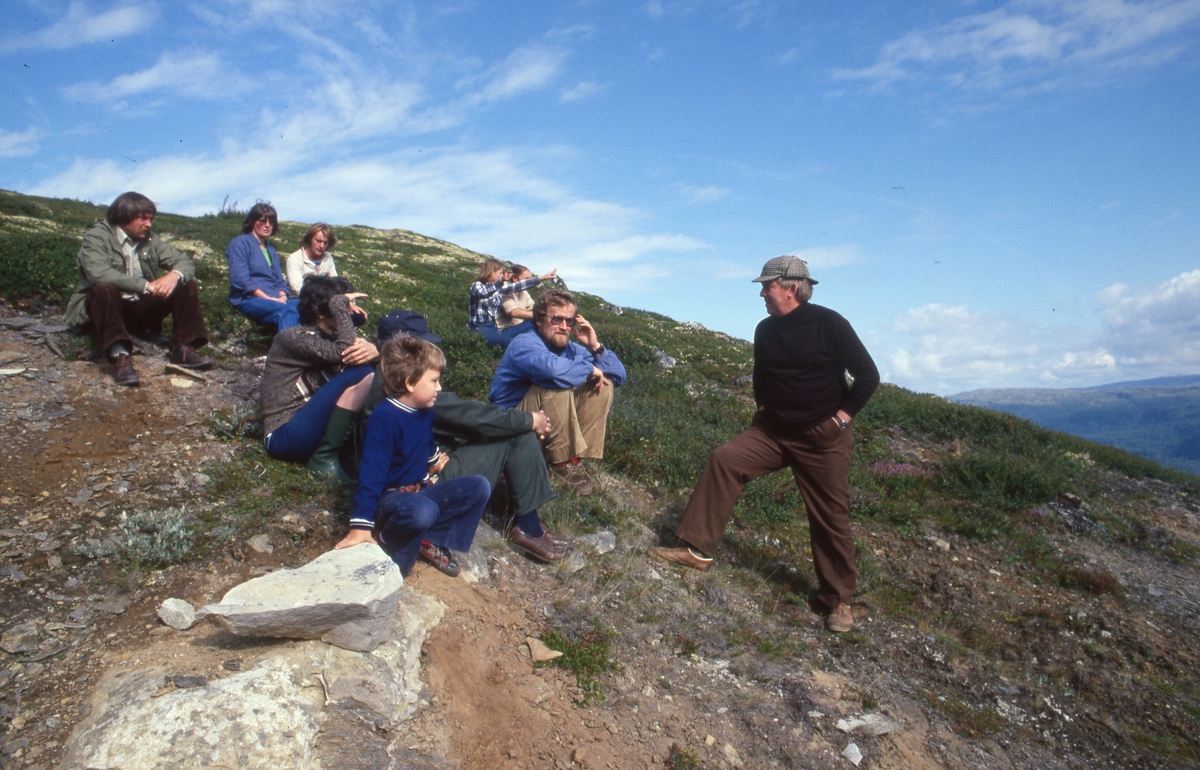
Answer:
[
  {"left": 549, "top": 460, "right": 593, "bottom": 496},
  {"left": 305, "top": 407, "right": 356, "bottom": 482},
  {"left": 825, "top": 603, "right": 854, "bottom": 633},
  {"left": 418, "top": 540, "right": 461, "bottom": 577},
  {"left": 169, "top": 345, "right": 213, "bottom": 370},
  {"left": 112, "top": 354, "right": 140, "bottom": 387}
]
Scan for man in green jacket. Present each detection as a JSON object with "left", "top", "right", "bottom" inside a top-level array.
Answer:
[{"left": 65, "top": 192, "right": 212, "bottom": 386}]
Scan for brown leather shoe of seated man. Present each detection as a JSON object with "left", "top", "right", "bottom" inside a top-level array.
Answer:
[
  {"left": 113, "top": 353, "right": 140, "bottom": 387},
  {"left": 169, "top": 345, "right": 213, "bottom": 370},
  {"left": 648, "top": 545, "right": 713, "bottom": 572},
  {"left": 508, "top": 526, "right": 568, "bottom": 563}
]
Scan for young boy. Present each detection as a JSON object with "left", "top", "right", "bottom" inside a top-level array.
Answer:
[{"left": 335, "top": 335, "right": 490, "bottom": 577}]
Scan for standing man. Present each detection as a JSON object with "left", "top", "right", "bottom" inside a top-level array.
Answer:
[
  {"left": 65, "top": 191, "right": 212, "bottom": 386},
  {"left": 488, "top": 289, "right": 626, "bottom": 496},
  {"left": 649, "top": 256, "right": 878, "bottom": 633}
]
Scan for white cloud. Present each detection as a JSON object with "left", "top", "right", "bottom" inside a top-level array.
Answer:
[
  {"left": 0, "top": 2, "right": 155, "bottom": 52},
  {"left": 469, "top": 44, "right": 567, "bottom": 104},
  {"left": 677, "top": 183, "right": 730, "bottom": 204},
  {"left": 63, "top": 51, "right": 235, "bottom": 101},
  {"left": 1095, "top": 270, "right": 1200, "bottom": 367},
  {"left": 835, "top": 0, "right": 1200, "bottom": 93},
  {"left": 0, "top": 127, "right": 40, "bottom": 157},
  {"left": 560, "top": 80, "right": 604, "bottom": 103},
  {"left": 876, "top": 269, "right": 1200, "bottom": 393}
]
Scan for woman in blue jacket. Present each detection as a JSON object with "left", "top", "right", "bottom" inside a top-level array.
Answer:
[{"left": 226, "top": 202, "right": 300, "bottom": 331}]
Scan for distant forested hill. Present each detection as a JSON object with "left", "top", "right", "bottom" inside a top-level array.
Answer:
[{"left": 949, "top": 377, "right": 1200, "bottom": 475}]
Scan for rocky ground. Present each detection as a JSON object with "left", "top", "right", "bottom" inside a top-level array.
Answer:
[{"left": 1, "top": 306, "right": 1198, "bottom": 769}]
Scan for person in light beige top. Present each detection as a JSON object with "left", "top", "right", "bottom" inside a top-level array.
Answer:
[
  {"left": 286, "top": 223, "right": 339, "bottom": 294},
  {"left": 497, "top": 264, "right": 535, "bottom": 331}
]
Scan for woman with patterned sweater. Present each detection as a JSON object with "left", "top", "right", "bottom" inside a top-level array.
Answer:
[{"left": 260, "top": 276, "right": 378, "bottom": 480}]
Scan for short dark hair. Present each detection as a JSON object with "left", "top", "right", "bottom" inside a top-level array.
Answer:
[
  {"left": 532, "top": 289, "right": 576, "bottom": 324},
  {"left": 379, "top": 335, "right": 446, "bottom": 398},
  {"left": 106, "top": 192, "right": 157, "bottom": 227},
  {"left": 298, "top": 275, "right": 354, "bottom": 325},
  {"left": 241, "top": 202, "right": 278, "bottom": 235},
  {"left": 300, "top": 222, "right": 336, "bottom": 250}
]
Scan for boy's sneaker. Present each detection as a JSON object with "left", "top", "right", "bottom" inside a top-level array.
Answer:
[{"left": 418, "top": 540, "right": 460, "bottom": 577}]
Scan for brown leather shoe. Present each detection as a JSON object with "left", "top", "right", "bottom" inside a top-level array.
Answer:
[
  {"left": 169, "top": 345, "right": 213, "bottom": 370},
  {"left": 825, "top": 603, "right": 854, "bottom": 633},
  {"left": 113, "top": 354, "right": 140, "bottom": 387},
  {"left": 648, "top": 546, "right": 713, "bottom": 572},
  {"left": 508, "top": 526, "right": 567, "bottom": 563},
  {"left": 549, "top": 461, "right": 593, "bottom": 496},
  {"left": 542, "top": 529, "right": 575, "bottom": 551}
]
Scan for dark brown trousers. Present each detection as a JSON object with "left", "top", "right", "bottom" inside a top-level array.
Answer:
[
  {"left": 675, "top": 412, "right": 856, "bottom": 610},
  {"left": 85, "top": 281, "right": 208, "bottom": 356}
]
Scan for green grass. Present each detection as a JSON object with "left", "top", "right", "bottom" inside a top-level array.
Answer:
[{"left": 537, "top": 626, "right": 623, "bottom": 705}]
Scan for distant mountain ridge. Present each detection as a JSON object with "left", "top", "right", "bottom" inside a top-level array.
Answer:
[{"left": 949, "top": 376, "right": 1200, "bottom": 475}]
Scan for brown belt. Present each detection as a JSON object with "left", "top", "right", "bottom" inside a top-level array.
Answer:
[{"left": 385, "top": 481, "right": 427, "bottom": 494}]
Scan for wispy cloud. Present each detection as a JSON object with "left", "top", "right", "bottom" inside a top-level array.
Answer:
[
  {"left": 835, "top": 0, "right": 1200, "bottom": 93},
  {"left": 677, "top": 183, "right": 730, "bottom": 204},
  {"left": 467, "top": 44, "right": 567, "bottom": 104},
  {"left": 0, "top": 2, "right": 156, "bottom": 53},
  {"left": 0, "top": 127, "right": 40, "bottom": 157},
  {"left": 561, "top": 80, "right": 604, "bottom": 103},
  {"left": 63, "top": 51, "right": 236, "bottom": 101},
  {"left": 786, "top": 245, "right": 865, "bottom": 270}
]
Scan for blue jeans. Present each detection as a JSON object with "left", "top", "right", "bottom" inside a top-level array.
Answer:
[
  {"left": 470, "top": 320, "right": 535, "bottom": 350},
  {"left": 263, "top": 366, "right": 374, "bottom": 461},
  {"left": 236, "top": 297, "right": 301, "bottom": 331},
  {"left": 374, "top": 475, "right": 490, "bottom": 575}
]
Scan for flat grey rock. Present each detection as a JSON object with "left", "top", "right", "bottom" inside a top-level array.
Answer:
[
  {"left": 578, "top": 530, "right": 616, "bottom": 554},
  {"left": 198, "top": 545, "right": 402, "bottom": 652},
  {"left": 1, "top": 622, "right": 38, "bottom": 654},
  {"left": 247, "top": 534, "right": 274, "bottom": 553},
  {"left": 157, "top": 598, "right": 196, "bottom": 630}
]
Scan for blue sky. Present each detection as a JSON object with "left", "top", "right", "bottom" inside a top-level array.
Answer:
[{"left": 3, "top": 0, "right": 1199, "bottom": 395}]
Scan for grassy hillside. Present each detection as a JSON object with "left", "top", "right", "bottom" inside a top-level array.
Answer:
[
  {"left": 4, "top": 188, "right": 1200, "bottom": 766},
  {"left": 950, "top": 384, "right": 1200, "bottom": 476}
]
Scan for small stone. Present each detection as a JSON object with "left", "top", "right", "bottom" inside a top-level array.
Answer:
[
  {"left": 97, "top": 599, "right": 130, "bottom": 615},
  {"left": 1, "top": 622, "right": 38, "bottom": 654},
  {"left": 47, "top": 555, "right": 62, "bottom": 569},
  {"left": 169, "top": 377, "right": 195, "bottom": 388},
  {"left": 0, "top": 566, "right": 26, "bottom": 581},
  {"left": 527, "top": 637, "right": 563, "bottom": 662},
  {"left": 112, "top": 480, "right": 130, "bottom": 495},
  {"left": 705, "top": 735, "right": 715, "bottom": 746},
  {"left": 192, "top": 473, "right": 210, "bottom": 487},
  {"left": 36, "top": 540, "right": 61, "bottom": 552},
  {"left": 158, "top": 599, "right": 197, "bottom": 630},
  {"left": 722, "top": 743, "right": 743, "bottom": 768},
  {"left": 24, "top": 663, "right": 45, "bottom": 678},
  {"left": 649, "top": 569, "right": 662, "bottom": 580},
  {"left": 172, "top": 675, "right": 207, "bottom": 688},
  {"left": 222, "top": 659, "right": 243, "bottom": 671},
  {"left": 577, "top": 531, "right": 616, "bottom": 555},
  {"left": 559, "top": 550, "right": 585, "bottom": 574},
  {"left": 842, "top": 742, "right": 863, "bottom": 766},
  {"left": 835, "top": 713, "right": 902, "bottom": 736},
  {"left": 67, "top": 487, "right": 93, "bottom": 504},
  {"left": 247, "top": 534, "right": 273, "bottom": 554}
]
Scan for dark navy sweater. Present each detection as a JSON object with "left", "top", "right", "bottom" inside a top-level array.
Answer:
[{"left": 752, "top": 302, "right": 879, "bottom": 434}]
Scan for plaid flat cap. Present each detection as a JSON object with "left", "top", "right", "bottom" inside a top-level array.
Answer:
[{"left": 751, "top": 255, "right": 818, "bottom": 285}]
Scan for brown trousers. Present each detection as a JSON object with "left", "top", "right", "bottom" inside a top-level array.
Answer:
[
  {"left": 85, "top": 281, "right": 208, "bottom": 356},
  {"left": 518, "top": 381, "right": 615, "bottom": 464},
  {"left": 675, "top": 412, "right": 856, "bottom": 610}
]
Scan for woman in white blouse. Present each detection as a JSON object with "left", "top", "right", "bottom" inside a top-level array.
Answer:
[{"left": 286, "top": 223, "right": 339, "bottom": 295}]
